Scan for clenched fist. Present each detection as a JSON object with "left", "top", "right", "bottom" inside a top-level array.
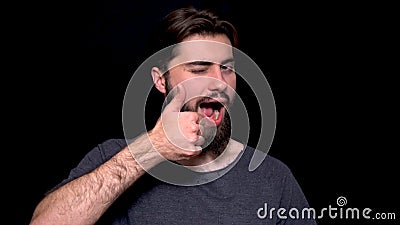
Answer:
[{"left": 149, "top": 84, "right": 206, "bottom": 161}]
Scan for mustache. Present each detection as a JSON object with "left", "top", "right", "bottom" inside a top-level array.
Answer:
[
  {"left": 165, "top": 88, "right": 231, "bottom": 111},
  {"left": 194, "top": 92, "right": 231, "bottom": 109}
]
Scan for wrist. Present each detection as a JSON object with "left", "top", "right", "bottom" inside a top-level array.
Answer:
[{"left": 128, "top": 132, "right": 165, "bottom": 170}]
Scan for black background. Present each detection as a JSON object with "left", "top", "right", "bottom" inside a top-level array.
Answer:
[{"left": 8, "top": 1, "right": 398, "bottom": 224}]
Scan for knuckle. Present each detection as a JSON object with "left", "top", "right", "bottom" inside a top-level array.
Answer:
[{"left": 188, "top": 135, "right": 198, "bottom": 142}]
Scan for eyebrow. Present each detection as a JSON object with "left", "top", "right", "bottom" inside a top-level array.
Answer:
[{"left": 184, "top": 58, "right": 235, "bottom": 67}]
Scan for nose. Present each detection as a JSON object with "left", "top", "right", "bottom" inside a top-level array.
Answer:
[{"left": 207, "top": 65, "right": 227, "bottom": 92}]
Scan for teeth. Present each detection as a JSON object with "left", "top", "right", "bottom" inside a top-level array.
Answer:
[{"left": 214, "top": 110, "right": 219, "bottom": 120}]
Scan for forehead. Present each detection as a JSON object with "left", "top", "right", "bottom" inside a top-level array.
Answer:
[{"left": 168, "top": 35, "right": 233, "bottom": 69}]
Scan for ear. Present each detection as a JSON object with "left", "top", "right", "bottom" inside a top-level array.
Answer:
[{"left": 151, "top": 67, "right": 167, "bottom": 94}]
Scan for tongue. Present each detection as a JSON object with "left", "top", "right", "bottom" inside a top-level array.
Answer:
[{"left": 202, "top": 107, "right": 214, "bottom": 117}]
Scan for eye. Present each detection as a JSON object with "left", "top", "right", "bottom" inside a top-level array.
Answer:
[
  {"left": 189, "top": 66, "right": 209, "bottom": 74},
  {"left": 189, "top": 69, "right": 207, "bottom": 74},
  {"left": 220, "top": 64, "right": 235, "bottom": 73}
]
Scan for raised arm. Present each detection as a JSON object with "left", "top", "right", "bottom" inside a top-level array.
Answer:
[
  {"left": 30, "top": 86, "right": 204, "bottom": 225},
  {"left": 29, "top": 133, "right": 161, "bottom": 225}
]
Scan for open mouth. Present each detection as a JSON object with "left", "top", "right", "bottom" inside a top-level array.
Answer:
[{"left": 198, "top": 100, "right": 225, "bottom": 126}]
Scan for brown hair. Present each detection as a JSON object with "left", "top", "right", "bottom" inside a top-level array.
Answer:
[
  {"left": 148, "top": 6, "right": 238, "bottom": 54},
  {"left": 147, "top": 6, "right": 238, "bottom": 73}
]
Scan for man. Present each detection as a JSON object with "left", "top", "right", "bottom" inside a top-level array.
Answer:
[{"left": 30, "top": 7, "right": 317, "bottom": 225}]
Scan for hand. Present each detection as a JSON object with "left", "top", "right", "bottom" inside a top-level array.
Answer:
[{"left": 149, "top": 84, "right": 204, "bottom": 161}]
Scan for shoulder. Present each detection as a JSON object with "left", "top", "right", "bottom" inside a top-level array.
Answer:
[
  {"left": 49, "top": 138, "right": 127, "bottom": 192},
  {"left": 73, "top": 138, "right": 128, "bottom": 174},
  {"left": 240, "top": 145, "right": 293, "bottom": 177},
  {"left": 238, "top": 146, "right": 312, "bottom": 207},
  {"left": 234, "top": 145, "right": 305, "bottom": 193}
]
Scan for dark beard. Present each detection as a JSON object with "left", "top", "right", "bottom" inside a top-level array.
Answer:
[{"left": 201, "top": 112, "right": 231, "bottom": 157}]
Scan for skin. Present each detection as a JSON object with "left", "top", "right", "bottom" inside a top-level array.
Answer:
[{"left": 30, "top": 34, "right": 243, "bottom": 225}]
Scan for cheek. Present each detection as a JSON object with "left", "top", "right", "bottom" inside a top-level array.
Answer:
[
  {"left": 168, "top": 76, "right": 181, "bottom": 88},
  {"left": 167, "top": 67, "right": 191, "bottom": 87},
  {"left": 224, "top": 75, "right": 236, "bottom": 90},
  {"left": 223, "top": 75, "right": 236, "bottom": 101}
]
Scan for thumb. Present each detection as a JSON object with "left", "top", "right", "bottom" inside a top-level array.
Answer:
[{"left": 164, "top": 84, "right": 186, "bottom": 112}]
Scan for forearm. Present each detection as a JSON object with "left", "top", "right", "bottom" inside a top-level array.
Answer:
[{"left": 30, "top": 133, "right": 162, "bottom": 225}]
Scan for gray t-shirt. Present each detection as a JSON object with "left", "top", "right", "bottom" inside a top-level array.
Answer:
[{"left": 53, "top": 139, "right": 317, "bottom": 225}]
